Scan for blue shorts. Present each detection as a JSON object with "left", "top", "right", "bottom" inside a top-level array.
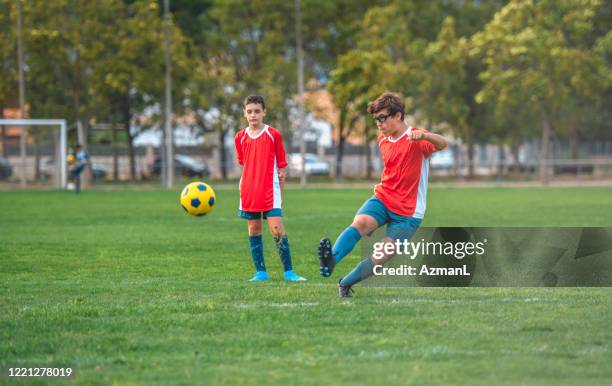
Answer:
[
  {"left": 356, "top": 196, "right": 421, "bottom": 240},
  {"left": 239, "top": 208, "right": 282, "bottom": 220}
]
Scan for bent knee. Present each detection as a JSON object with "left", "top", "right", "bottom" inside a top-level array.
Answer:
[
  {"left": 372, "top": 253, "right": 393, "bottom": 265},
  {"left": 270, "top": 228, "right": 285, "bottom": 238},
  {"left": 352, "top": 216, "right": 376, "bottom": 234},
  {"left": 248, "top": 223, "right": 263, "bottom": 235},
  {"left": 268, "top": 223, "right": 285, "bottom": 238}
]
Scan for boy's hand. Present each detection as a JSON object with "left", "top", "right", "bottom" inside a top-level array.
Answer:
[
  {"left": 408, "top": 129, "right": 427, "bottom": 141},
  {"left": 278, "top": 168, "right": 286, "bottom": 188},
  {"left": 410, "top": 129, "right": 448, "bottom": 150}
]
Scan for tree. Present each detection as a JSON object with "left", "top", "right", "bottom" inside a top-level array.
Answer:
[
  {"left": 193, "top": 0, "right": 298, "bottom": 179},
  {"left": 419, "top": 16, "right": 501, "bottom": 178},
  {"left": 89, "top": 0, "right": 193, "bottom": 180},
  {"left": 328, "top": 49, "right": 393, "bottom": 179},
  {"left": 23, "top": 0, "right": 121, "bottom": 185},
  {"left": 0, "top": 0, "right": 17, "bottom": 157},
  {"left": 420, "top": 18, "right": 469, "bottom": 133},
  {"left": 20, "top": 0, "right": 192, "bottom": 181},
  {"left": 471, "top": 0, "right": 609, "bottom": 183},
  {"left": 352, "top": 1, "right": 506, "bottom": 178}
]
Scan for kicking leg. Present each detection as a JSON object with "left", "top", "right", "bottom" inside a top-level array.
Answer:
[
  {"left": 338, "top": 236, "right": 395, "bottom": 297},
  {"left": 319, "top": 214, "right": 378, "bottom": 277},
  {"left": 339, "top": 218, "right": 421, "bottom": 297}
]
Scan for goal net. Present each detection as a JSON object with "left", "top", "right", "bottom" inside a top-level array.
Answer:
[{"left": 0, "top": 119, "right": 67, "bottom": 188}]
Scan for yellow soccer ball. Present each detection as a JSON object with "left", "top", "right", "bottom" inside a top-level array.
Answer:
[{"left": 180, "top": 181, "right": 216, "bottom": 216}]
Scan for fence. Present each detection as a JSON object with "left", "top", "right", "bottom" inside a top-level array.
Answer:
[{"left": 1, "top": 140, "right": 612, "bottom": 188}]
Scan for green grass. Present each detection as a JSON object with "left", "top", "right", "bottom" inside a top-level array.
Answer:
[{"left": 1, "top": 187, "right": 611, "bottom": 385}]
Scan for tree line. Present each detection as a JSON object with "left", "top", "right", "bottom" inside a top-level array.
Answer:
[{"left": 0, "top": 0, "right": 610, "bottom": 181}]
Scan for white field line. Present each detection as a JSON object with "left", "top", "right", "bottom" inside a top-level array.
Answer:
[
  {"left": 232, "top": 302, "right": 320, "bottom": 309},
  {"left": 227, "top": 296, "right": 556, "bottom": 310},
  {"left": 372, "top": 297, "right": 558, "bottom": 305}
]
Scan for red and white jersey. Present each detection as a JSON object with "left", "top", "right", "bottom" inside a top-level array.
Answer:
[
  {"left": 235, "top": 125, "right": 288, "bottom": 212},
  {"left": 374, "top": 127, "right": 438, "bottom": 218}
]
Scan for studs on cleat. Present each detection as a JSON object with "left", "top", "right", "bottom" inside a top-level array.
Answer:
[
  {"left": 318, "top": 237, "right": 335, "bottom": 278},
  {"left": 320, "top": 265, "right": 331, "bottom": 277}
]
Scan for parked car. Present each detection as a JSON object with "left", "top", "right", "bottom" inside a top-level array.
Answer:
[
  {"left": 288, "top": 153, "right": 330, "bottom": 176},
  {"left": 150, "top": 154, "right": 210, "bottom": 178},
  {"left": 89, "top": 163, "right": 108, "bottom": 180},
  {"left": 0, "top": 157, "right": 12, "bottom": 180}
]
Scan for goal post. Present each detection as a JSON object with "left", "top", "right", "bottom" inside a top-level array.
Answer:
[{"left": 0, "top": 119, "right": 67, "bottom": 189}]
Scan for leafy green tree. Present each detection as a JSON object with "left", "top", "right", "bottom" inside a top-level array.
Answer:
[
  {"left": 174, "top": 0, "right": 382, "bottom": 179},
  {"left": 89, "top": 0, "right": 193, "bottom": 179},
  {"left": 18, "top": 0, "right": 192, "bottom": 181},
  {"left": 23, "top": 0, "right": 123, "bottom": 183},
  {"left": 190, "top": 0, "right": 298, "bottom": 179},
  {"left": 328, "top": 49, "right": 393, "bottom": 178},
  {"left": 20, "top": 0, "right": 96, "bottom": 182},
  {"left": 353, "top": 1, "right": 506, "bottom": 178},
  {"left": 584, "top": 28, "right": 612, "bottom": 142},
  {"left": 471, "top": 0, "right": 609, "bottom": 182},
  {"left": 0, "top": 0, "right": 17, "bottom": 157},
  {"left": 301, "top": 0, "right": 383, "bottom": 79},
  {"left": 558, "top": 5, "right": 612, "bottom": 156},
  {"left": 420, "top": 18, "right": 469, "bottom": 134}
]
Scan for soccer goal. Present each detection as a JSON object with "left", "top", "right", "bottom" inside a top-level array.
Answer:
[{"left": 0, "top": 119, "right": 67, "bottom": 188}]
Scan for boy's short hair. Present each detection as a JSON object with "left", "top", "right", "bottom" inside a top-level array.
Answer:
[
  {"left": 244, "top": 95, "right": 266, "bottom": 110},
  {"left": 367, "top": 91, "right": 405, "bottom": 120}
]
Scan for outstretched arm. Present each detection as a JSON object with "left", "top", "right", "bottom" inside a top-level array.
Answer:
[{"left": 409, "top": 129, "right": 447, "bottom": 150}]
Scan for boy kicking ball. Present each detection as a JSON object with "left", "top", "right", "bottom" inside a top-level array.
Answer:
[
  {"left": 318, "top": 91, "right": 447, "bottom": 297},
  {"left": 235, "top": 95, "right": 306, "bottom": 282}
]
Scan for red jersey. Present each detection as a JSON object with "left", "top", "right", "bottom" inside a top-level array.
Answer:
[
  {"left": 374, "top": 127, "right": 437, "bottom": 218},
  {"left": 235, "top": 125, "right": 288, "bottom": 212}
]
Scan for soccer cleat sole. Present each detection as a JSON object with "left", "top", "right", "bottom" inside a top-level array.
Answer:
[{"left": 318, "top": 238, "right": 334, "bottom": 277}]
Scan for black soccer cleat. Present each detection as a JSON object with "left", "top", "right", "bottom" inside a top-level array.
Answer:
[
  {"left": 337, "top": 279, "right": 354, "bottom": 298},
  {"left": 318, "top": 237, "right": 334, "bottom": 277}
]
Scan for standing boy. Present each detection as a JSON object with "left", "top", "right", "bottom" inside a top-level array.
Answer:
[
  {"left": 235, "top": 95, "right": 306, "bottom": 282},
  {"left": 318, "top": 91, "right": 447, "bottom": 297}
]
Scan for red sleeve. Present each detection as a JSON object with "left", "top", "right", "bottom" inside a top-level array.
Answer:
[
  {"left": 415, "top": 128, "right": 437, "bottom": 158},
  {"left": 234, "top": 130, "right": 244, "bottom": 166},
  {"left": 273, "top": 129, "right": 288, "bottom": 168}
]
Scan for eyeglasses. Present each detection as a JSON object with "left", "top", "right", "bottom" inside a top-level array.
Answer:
[{"left": 373, "top": 113, "right": 393, "bottom": 123}]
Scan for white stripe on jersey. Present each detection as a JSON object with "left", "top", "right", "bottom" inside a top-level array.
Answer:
[
  {"left": 265, "top": 129, "right": 274, "bottom": 142},
  {"left": 239, "top": 176, "right": 243, "bottom": 210},
  {"left": 413, "top": 156, "right": 429, "bottom": 218},
  {"left": 386, "top": 127, "right": 410, "bottom": 143},
  {"left": 272, "top": 159, "right": 282, "bottom": 208}
]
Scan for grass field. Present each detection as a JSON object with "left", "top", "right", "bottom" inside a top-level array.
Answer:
[{"left": 1, "top": 187, "right": 611, "bottom": 385}]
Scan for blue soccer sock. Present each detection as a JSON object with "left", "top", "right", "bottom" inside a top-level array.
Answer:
[
  {"left": 333, "top": 226, "right": 362, "bottom": 264},
  {"left": 248, "top": 235, "right": 266, "bottom": 272},
  {"left": 340, "top": 258, "right": 375, "bottom": 287},
  {"left": 274, "top": 235, "right": 293, "bottom": 272}
]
